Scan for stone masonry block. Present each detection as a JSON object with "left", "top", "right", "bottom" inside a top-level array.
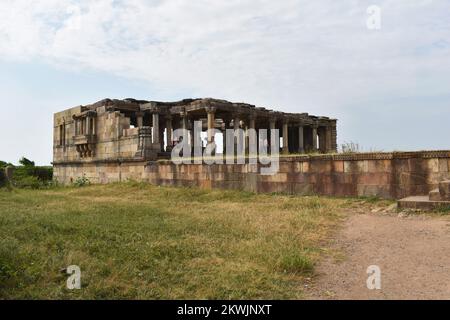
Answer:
[
  {"left": 333, "top": 160, "right": 344, "bottom": 173},
  {"left": 439, "top": 180, "right": 450, "bottom": 200},
  {"left": 426, "top": 159, "right": 440, "bottom": 173},
  {"left": 439, "top": 159, "right": 449, "bottom": 172}
]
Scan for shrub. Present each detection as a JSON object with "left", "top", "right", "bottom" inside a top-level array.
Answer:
[
  {"left": 30, "top": 167, "right": 53, "bottom": 182},
  {"left": 11, "top": 174, "right": 42, "bottom": 189},
  {"left": 10, "top": 164, "right": 53, "bottom": 189},
  {"left": 341, "top": 141, "right": 361, "bottom": 154},
  {"left": 74, "top": 175, "right": 90, "bottom": 187}
]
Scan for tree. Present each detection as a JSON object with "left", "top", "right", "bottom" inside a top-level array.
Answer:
[
  {"left": 19, "top": 157, "right": 35, "bottom": 167},
  {"left": 0, "top": 160, "right": 14, "bottom": 168}
]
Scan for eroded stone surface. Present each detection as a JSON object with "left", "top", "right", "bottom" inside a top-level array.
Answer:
[
  {"left": 53, "top": 99, "right": 450, "bottom": 200},
  {"left": 439, "top": 180, "right": 450, "bottom": 200}
]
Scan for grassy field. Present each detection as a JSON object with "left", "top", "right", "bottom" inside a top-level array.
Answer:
[{"left": 0, "top": 183, "right": 362, "bottom": 299}]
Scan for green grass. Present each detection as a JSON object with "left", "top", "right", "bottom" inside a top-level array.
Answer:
[
  {"left": 0, "top": 183, "right": 349, "bottom": 299},
  {"left": 431, "top": 205, "right": 450, "bottom": 215}
]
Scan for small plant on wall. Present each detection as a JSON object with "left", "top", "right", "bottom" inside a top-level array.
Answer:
[{"left": 341, "top": 141, "right": 361, "bottom": 154}]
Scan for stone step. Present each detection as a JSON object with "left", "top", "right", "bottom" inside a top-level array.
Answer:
[
  {"left": 429, "top": 188, "right": 442, "bottom": 201},
  {"left": 398, "top": 196, "right": 450, "bottom": 210}
]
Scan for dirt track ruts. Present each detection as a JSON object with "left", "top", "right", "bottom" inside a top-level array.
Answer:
[{"left": 308, "top": 212, "right": 450, "bottom": 300}]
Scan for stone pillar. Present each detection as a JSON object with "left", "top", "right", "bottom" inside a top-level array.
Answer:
[
  {"left": 166, "top": 116, "right": 173, "bottom": 152},
  {"left": 206, "top": 107, "right": 216, "bottom": 144},
  {"left": 312, "top": 125, "right": 318, "bottom": 151},
  {"left": 331, "top": 121, "right": 337, "bottom": 153},
  {"left": 136, "top": 112, "right": 144, "bottom": 128},
  {"left": 222, "top": 122, "right": 226, "bottom": 155},
  {"left": 222, "top": 118, "right": 230, "bottom": 155},
  {"left": 298, "top": 125, "right": 304, "bottom": 153},
  {"left": 86, "top": 116, "right": 91, "bottom": 135},
  {"left": 248, "top": 114, "right": 256, "bottom": 155},
  {"left": 234, "top": 114, "right": 241, "bottom": 156},
  {"left": 180, "top": 111, "right": 189, "bottom": 146},
  {"left": 206, "top": 107, "right": 216, "bottom": 155},
  {"left": 92, "top": 117, "right": 96, "bottom": 135},
  {"left": 136, "top": 126, "right": 156, "bottom": 159},
  {"left": 159, "top": 125, "right": 165, "bottom": 152},
  {"left": 282, "top": 121, "right": 289, "bottom": 155},
  {"left": 80, "top": 118, "right": 85, "bottom": 135},
  {"left": 269, "top": 118, "right": 277, "bottom": 152},
  {"left": 152, "top": 111, "right": 160, "bottom": 146},
  {"left": 189, "top": 119, "right": 195, "bottom": 151},
  {"left": 325, "top": 125, "right": 332, "bottom": 153},
  {"left": 234, "top": 114, "right": 241, "bottom": 130}
]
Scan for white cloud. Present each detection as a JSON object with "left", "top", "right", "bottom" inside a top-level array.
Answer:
[{"left": 0, "top": 0, "right": 449, "bottom": 116}]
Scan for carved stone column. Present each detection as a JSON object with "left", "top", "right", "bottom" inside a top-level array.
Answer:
[
  {"left": 86, "top": 115, "right": 91, "bottom": 136},
  {"left": 166, "top": 116, "right": 173, "bottom": 152},
  {"left": 312, "top": 124, "right": 318, "bottom": 151},
  {"left": 248, "top": 114, "right": 257, "bottom": 155},
  {"left": 152, "top": 110, "right": 160, "bottom": 146},
  {"left": 269, "top": 117, "right": 277, "bottom": 154},
  {"left": 233, "top": 113, "right": 241, "bottom": 155},
  {"left": 222, "top": 117, "right": 231, "bottom": 155},
  {"left": 330, "top": 120, "right": 338, "bottom": 153},
  {"left": 136, "top": 112, "right": 144, "bottom": 128},
  {"left": 298, "top": 125, "right": 304, "bottom": 153},
  {"left": 179, "top": 110, "right": 189, "bottom": 147},
  {"left": 135, "top": 126, "right": 156, "bottom": 159},
  {"left": 205, "top": 107, "right": 216, "bottom": 144},
  {"left": 282, "top": 120, "right": 289, "bottom": 155}
]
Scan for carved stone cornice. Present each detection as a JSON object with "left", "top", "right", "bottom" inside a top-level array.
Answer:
[{"left": 205, "top": 106, "right": 217, "bottom": 114}]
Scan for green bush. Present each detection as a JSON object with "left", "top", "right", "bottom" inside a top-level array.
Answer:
[
  {"left": 74, "top": 175, "right": 90, "bottom": 187},
  {"left": 11, "top": 166, "right": 53, "bottom": 189},
  {"left": 0, "top": 158, "right": 53, "bottom": 189},
  {"left": 12, "top": 175, "right": 43, "bottom": 189}
]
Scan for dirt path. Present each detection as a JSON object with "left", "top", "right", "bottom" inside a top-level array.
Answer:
[{"left": 308, "top": 211, "right": 450, "bottom": 300}]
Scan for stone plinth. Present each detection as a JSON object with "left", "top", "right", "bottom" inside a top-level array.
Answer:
[
  {"left": 439, "top": 180, "right": 450, "bottom": 200},
  {"left": 398, "top": 196, "right": 450, "bottom": 210},
  {"left": 398, "top": 179, "right": 450, "bottom": 210}
]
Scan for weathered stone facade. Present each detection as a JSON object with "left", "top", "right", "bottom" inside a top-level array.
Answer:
[
  {"left": 53, "top": 98, "right": 450, "bottom": 200},
  {"left": 54, "top": 150, "right": 450, "bottom": 200},
  {"left": 53, "top": 98, "right": 338, "bottom": 166}
]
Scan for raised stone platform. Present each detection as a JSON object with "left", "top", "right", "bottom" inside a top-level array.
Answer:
[
  {"left": 398, "top": 180, "right": 450, "bottom": 210},
  {"left": 398, "top": 196, "right": 450, "bottom": 210}
]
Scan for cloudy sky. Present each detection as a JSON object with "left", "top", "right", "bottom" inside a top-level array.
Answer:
[{"left": 0, "top": 0, "right": 449, "bottom": 165}]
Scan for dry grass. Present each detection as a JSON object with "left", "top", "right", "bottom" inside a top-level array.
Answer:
[{"left": 0, "top": 182, "right": 353, "bottom": 299}]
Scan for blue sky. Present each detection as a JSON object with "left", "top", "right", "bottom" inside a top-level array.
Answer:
[{"left": 0, "top": 0, "right": 449, "bottom": 165}]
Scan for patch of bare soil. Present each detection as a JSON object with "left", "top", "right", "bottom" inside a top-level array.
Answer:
[{"left": 307, "top": 210, "right": 450, "bottom": 300}]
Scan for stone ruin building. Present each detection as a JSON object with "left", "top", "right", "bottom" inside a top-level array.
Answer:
[
  {"left": 52, "top": 98, "right": 450, "bottom": 205},
  {"left": 53, "top": 97, "right": 337, "bottom": 166}
]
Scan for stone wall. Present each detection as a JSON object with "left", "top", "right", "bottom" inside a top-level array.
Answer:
[
  {"left": 53, "top": 151, "right": 450, "bottom": 200},
  {"left": 54, "top": 106, "right": 141, "bottom": 163}
]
